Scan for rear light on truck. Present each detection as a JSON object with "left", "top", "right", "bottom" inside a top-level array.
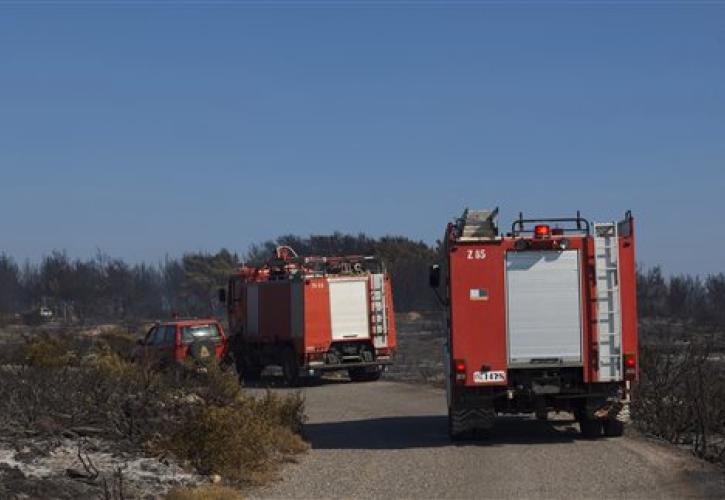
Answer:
[
  {"left": 534, "top": 225, "right": 550, "bottom": 238},
  {"left": 454, "top": 359, "right": 466, "bottom": 384},
  {"left": 624, "top": 353, "right": 637, "bottom": 380}
]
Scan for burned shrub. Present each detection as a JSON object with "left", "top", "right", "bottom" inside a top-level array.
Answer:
[
  {"left": 632, "top": 343, "right": 725, "bottom": 463},
  {"left": 0, "top": 336, "right": 307, "bottom": 483}
]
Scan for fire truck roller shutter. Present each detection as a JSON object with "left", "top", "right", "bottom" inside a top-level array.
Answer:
[
  {"left": 328, "top": 278, "right": 370, "bottom": 341},
  {"left": 506, "top": 250, "right": 583, "bottom": 366}
]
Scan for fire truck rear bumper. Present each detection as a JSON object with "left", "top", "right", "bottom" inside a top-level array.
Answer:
[{"left": 306, "top": 358, "right": 393, "bottom": 371}]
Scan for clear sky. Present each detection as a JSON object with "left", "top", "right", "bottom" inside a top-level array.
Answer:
[{"left": 1, "top": 1, "right": 723, "bottom": 275}]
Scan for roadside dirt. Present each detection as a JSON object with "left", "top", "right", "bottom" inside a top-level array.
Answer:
[{"left": 0, "top": 437, "right": 204, "bottom": 499}]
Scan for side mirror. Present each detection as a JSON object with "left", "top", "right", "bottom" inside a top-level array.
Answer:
[
  {"left": 136, "top": 338, "right": 145, "bottom": 346},
  {"left": 218, "top": 288, "right": 226, "bottom": 304},
  {"left": 429, "top": 264, "right": 441, "bottom": 288}
]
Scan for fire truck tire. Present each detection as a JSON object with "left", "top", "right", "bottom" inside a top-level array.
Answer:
[
  {"left": 579, "top": 418, "right": 603, "bottom": 439},
  {"left": 239, "top": 359, "right": 262, "bottom": 382},
  {"left": 603, "top": 418, "right": 624, "bottom": 437},
  {"left": 282, "top": 348, "right": 301, "bottom": 387},
  {"left": 348, "top": 366, "right": 382, "bottom": 382},
  {"left": 448, "top": 407, "right": 472, "bottom": 441}
]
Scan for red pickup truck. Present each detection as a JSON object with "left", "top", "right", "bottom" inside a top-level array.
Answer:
[{"left": 133, "top": 318, "right": 228, "bottom": 368}]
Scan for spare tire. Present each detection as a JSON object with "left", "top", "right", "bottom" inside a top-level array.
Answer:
[{"left": 187, "top": 340, "right": 217, "bottom": 365}]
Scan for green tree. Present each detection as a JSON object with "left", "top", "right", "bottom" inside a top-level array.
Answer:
[{"left": 181, "top": 249, "right": 239, "bottom": 316}]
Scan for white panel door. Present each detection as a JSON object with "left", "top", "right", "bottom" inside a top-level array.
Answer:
[
  {"left": 506, "top": 250, "right": 582, "bottom": 365},
  {"left": 328, "top": 279, "right": 370, "bottom": 341}
]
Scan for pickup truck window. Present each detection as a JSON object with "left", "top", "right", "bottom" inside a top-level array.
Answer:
[
  {"left": 181, "top": 324, "right": 221, "bottom": 344},
  {"left": 163, "top": 325, "right": 177, "bottom": 346},
  {"left": 153, "top": 327, "right": 168, "bottom": 346},
  {"left": 144, "top": 327, "right": 157, "bottom": 345}
]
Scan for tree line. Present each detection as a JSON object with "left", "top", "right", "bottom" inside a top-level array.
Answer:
[
  {"left": 0, "top": 232, "right": 439, "bottom": 322},
  {"left": 1, "top": 235, "right": 724, "bottom": 331},
  {"left": 637, "top": 266, "right": 725, "bottom": 329},
  {"left": 0, "top": 250, "right": 238, "bottom": 322}
]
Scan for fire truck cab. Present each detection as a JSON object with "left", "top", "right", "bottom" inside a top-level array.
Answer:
[{"left": 431, "top": 208, "right": 638, "bottom": 439}]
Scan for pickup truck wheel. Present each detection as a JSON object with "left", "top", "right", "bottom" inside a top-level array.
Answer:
[
  {"left": 603, "top": 418, "right": 624, "bottom": 437},
  {"left": 579, "top": 418, "right": 603, "bottom": 439},
  {"left": 282, "top": 348, "right": 300, "bottom": 387}
]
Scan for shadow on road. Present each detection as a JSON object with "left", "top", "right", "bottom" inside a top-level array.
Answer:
[
  {"left": 242, "top": 374, "right": 350, "bottom": 389},
  {"left": 304, "top": 415, "right": 582, "bottom": 450}
]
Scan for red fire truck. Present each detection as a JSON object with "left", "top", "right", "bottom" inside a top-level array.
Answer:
[
  {"left": 430, "top": 208, "right": 638, "bottom": 439},
  {"left": 220, "top": 247, "right": 396, "bottom": 386}
]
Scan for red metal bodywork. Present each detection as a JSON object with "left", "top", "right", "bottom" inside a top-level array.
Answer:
[
  {"left": 446, "top": 221, "right": 638, "bottom": 388},
  {"left": 225, "top": 251, "right": 396, "bottom": 377},
  {"left": 171, "top": 319, "right": 228, "bottom": 361},
  {"left": 137, "top": 318, "right": 228, "bottom": 365},
  {"left": 440, "top": 209, "right": 639, "bottom": 441}
]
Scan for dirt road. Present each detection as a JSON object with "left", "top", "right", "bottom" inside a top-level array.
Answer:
[{"left": 251, "top": 379, "right": 725, "bottom": 499}]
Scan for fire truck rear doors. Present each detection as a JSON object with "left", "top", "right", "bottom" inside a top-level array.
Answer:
[
  {"left": 505, "top": 250, "right": 583, "bottom": 366},
  {"left": 328, "top": 278, "right": 371, "bottom": 341}
]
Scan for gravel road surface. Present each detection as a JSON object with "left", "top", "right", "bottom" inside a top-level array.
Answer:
[{"left": 251, "top": 379, "right": 725, "bottom": 499}]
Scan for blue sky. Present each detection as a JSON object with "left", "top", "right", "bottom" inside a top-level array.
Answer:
[{"left": 1, "top": 2, "right": 723, "bottom": 274}]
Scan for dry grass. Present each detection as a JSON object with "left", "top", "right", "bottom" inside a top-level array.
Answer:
[
  {"left": 94, "top": 325, "right": 138, "bottom": 358},
  {"left": 166, "top": 484, "right": 245, "bottom": 500}
]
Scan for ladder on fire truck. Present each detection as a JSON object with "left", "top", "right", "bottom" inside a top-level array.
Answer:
[
  {"left": 369, "top": 274, "right": 388, "bottom": 347},
  {"left": 593, "top": 223, "right": 623, "bottom": 382}
]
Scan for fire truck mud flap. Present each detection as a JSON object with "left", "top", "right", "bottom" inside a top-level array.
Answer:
[{"left": 448, "top": 406, "right": 495, "bottom": 440}]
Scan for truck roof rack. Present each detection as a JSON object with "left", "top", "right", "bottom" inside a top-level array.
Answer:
[{"left": 511, "top": 211, "right": 590, "bottom": 236}]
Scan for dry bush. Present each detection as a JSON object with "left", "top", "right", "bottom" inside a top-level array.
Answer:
[
  {"left": 166, "top": 485, "right": 244, "bottom": 500},
  {"left": 0, "top": 337, "right": 308, "bottom": 483},
  {"left": 632, "top": 343, "right": 725, "bottom": 463},
  {"left": 94, "top": 326, "right": 138, "bottom": 359},
  {"left": 161, "top": 367, "right": 307, "bottom": 480},
  {"left": 22, "top": 333, "right": 78, "bottom": 368}
]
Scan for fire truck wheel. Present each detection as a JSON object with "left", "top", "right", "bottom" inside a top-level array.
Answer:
[
  {"left": 603, "top": 418, "right": 624, "bottom": 437},
  {"left": 448, "top": 407, "right": 471, "bottom": 441},
  {"left": 579, "top": 418, "right": 603, "bottom": 439},
  {"left": 244, "top": 366, "right": 263, "bottom": 382},
  {"left": 282, "top": 348, "right": 300, "bottom": 387}
]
